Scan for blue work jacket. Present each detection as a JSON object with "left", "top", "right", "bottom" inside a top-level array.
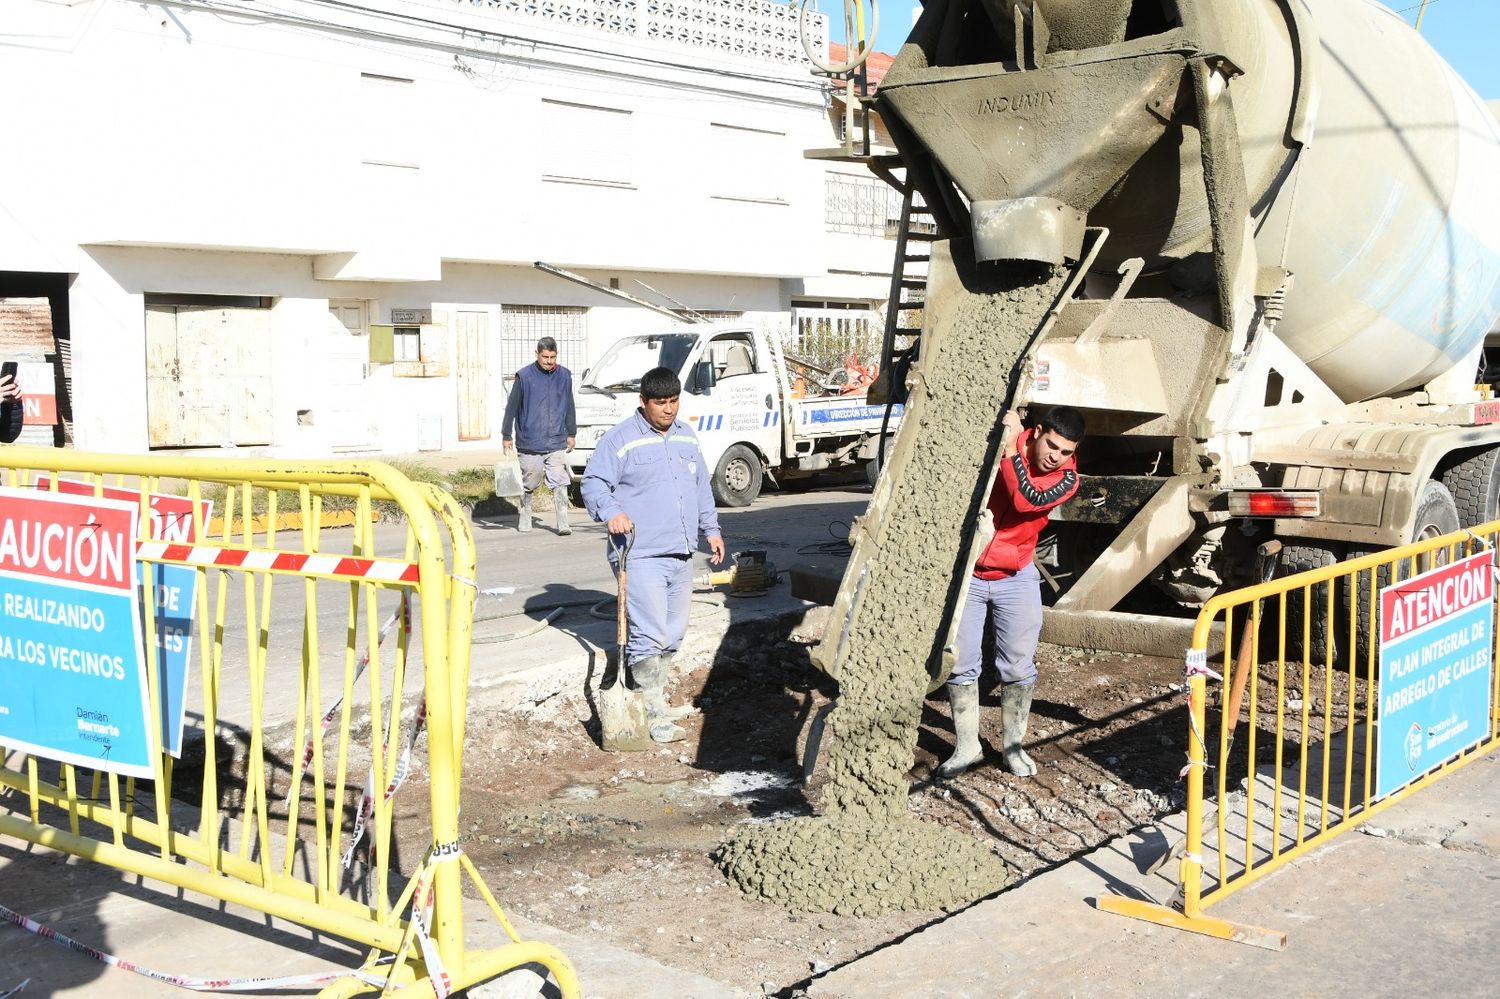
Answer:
[
  {"left": 581, "top": 409, "right": 722, "bottom": 561},
  {"left": 502, "top": 362, "right": 576, "bottom": 454}
]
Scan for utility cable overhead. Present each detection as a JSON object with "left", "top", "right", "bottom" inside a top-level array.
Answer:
[{"left": 150, "top": 0, "right": 830, "bottom": 95}]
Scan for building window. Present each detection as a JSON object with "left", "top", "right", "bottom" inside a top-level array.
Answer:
[
  {"left": 708, "top": 122, "right": 789, "bottom": 205},
  {"left": 789, "top": 300, "right": 880, "bottom": 369},
  {"left": 501, "top": 305, "right": 588, "bottom": 376},
  {"left": 393, "top": 326, "right": 422, "bottom": 361},
  {"left": 540, "top": 99, "right": 635, "bottom": 188}
]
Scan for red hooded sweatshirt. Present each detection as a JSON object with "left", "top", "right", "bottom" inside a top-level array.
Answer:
[{"left": 973, "top": 427, "right": 1080, "bottom": 579}]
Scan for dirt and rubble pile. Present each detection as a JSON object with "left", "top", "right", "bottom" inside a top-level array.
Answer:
[{"left": 718, "top": 250, "right": 1069, "bottom": 913}]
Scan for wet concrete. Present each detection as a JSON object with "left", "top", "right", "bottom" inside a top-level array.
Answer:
[{"left": 719, "top": 247, "right": 1068, "bottom": 912}]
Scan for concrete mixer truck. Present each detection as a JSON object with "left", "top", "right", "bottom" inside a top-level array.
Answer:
[{"left": 814, "top": 0, "right": 1500, "bottom": 664}]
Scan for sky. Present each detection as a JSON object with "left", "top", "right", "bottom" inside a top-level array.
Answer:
[{"left": 823, "top": 0, "right": 1499, "bottom": 100}]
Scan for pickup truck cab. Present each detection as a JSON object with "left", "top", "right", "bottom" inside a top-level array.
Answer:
[{"left": 568, "top": 322, "right": 901, "bottom": 506}]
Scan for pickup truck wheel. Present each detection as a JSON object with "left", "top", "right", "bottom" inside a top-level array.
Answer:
[
  {"left": 865, "top": 434, "right": 896, "bottom": 488},
  {"left": 712, "top": 444, "right": 762, "bottom": 507}
]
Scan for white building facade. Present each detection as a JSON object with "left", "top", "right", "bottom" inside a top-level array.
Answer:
[{"left": 1, "top": 0, "right": 901, "bottom": 455}]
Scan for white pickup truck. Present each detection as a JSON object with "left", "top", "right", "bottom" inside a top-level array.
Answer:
[{"left": 567, "top": 322, "right": 902, "bottom": 506}]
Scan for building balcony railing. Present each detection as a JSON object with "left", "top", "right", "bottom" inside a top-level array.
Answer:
[
  {"left": 824, "top": 172, "right": 905, "bottom": 238},
  {"left": 454, "top": 0, "right": 827, "bottom": 66}
]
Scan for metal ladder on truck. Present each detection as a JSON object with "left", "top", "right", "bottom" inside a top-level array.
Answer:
[{"left": 865, "top": 169, "right": 937, "bottom": 406}]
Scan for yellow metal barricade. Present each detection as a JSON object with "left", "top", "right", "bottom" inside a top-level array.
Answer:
[
  {"left": 0, "top": 447, "right": 578, "bottom": 997},
  {"left": 1101, "top": 520, "right": 1500, "bottom": 947}
]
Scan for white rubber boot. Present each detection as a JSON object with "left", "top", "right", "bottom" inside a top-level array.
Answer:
[
  {"left": 936, "top": 681, "right": 983, "bottom": 778},
  {"left": 631, "top": 655, "right": 685, "bottom": 743},
  {"left": 1000, "top": 682, "right": 1038, "bottom": 777},
  {"left": 517, "top": 491, "right": 532, "bottom": 533},
  {"left": 554, "top": 490, "right": 572, "bottom": 536}
]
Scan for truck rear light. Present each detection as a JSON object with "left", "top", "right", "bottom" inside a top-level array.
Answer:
[{"left": 1228, "top": 490, "right": 1321, "bottom": 517}]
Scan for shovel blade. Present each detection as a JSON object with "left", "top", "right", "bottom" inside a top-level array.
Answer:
[
  {"left": 599, "top": 682, "right": 653, "bottom": 753},
  {"left": 494, "top": 455, "right": 525, "bottom": 498}
]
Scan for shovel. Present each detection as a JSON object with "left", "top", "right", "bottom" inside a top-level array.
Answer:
[
  {"left": 494, "top": 450, "right": 525, "bottom": 498},
  {"left": 599, "top": 530, "right": 652, "bottom": 752}
]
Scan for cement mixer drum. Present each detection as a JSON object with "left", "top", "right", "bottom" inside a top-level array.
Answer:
[{"left": 877, "top": 0, "right": 1500, "bottom": 403}]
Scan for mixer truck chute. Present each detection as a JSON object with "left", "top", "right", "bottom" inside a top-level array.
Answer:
[{"left": 819, "top": 0, "right": 1500, "bottom": 662}]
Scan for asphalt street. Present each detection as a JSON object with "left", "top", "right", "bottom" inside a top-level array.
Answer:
[{"left": 180, "top": 481, "right": 870, "bottom": 739}]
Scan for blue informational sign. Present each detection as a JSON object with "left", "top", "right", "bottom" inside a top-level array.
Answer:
[
  {"left": 38, "top": 478, "right": 209, "bottom": 757},
  {"left": 0, "top": 489, "right": 152, "bottom": 778},
  {"left": 142, "top": 562, "right": 197, "bottom": 756},
  {"left": 805, "top": 403, "right": 905, "bottom": 425},
  {"left": 1377, "top": 550, "right": 1495, "bottom": 799}
]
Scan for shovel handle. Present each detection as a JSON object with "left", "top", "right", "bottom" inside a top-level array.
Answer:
[
  {"left": 616, "top": 564, "right": 628, "bottom": 649},
  {"left": 610, "top": 530, "right": 634, "bottom": 652},
  {"left": 1226, "top": 540, "right": 1283, "bottom": 730}
]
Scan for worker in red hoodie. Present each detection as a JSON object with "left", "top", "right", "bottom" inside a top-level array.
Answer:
[{"left": 938, "top": 406, "right": 1084, "bottom": 779}]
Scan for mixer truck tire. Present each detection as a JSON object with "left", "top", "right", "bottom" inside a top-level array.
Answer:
[
  {"left": 712, "top": 444, "right": 763, "bottom": 507},
  {"left": 1272, "top": 542, "right": 1341, "bottom": 664},
  {"left": 1439, "top": 446, "right": 1500, "bottom": 528},
  {"left": 1405, "top": 478, "right": 1462, "bottom": 552},
  {"left": 1344, "top": 479, "right": 1462, "bottom": 664}
]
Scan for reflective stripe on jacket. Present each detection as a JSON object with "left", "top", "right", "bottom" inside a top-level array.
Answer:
[{"left": 581, "top": 409, "right": 722, "bottom": 560}]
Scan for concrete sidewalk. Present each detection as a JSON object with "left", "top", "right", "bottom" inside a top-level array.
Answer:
[
  {"left": 4, "top": 735, "right": 1496, "bottom": 997},
  {"left": 5, "top": 748, "right": 1495, "bottom": 997},
  {"left": 808, "top": 750, "right": 1500, "bottom": 999},
  {"left": 0, "top": 834, "right": 737, "bottom": 998}
]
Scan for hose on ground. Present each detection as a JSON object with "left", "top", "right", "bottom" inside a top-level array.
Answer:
[
  {"left": 590, "top": 597, "right": 723, "bottom": 620},
  {"left": 470, "top": 607, "right": 564, "bottom": 644},
  {"left": 798, "top": 519, "right": 853, "bottom": 557}
]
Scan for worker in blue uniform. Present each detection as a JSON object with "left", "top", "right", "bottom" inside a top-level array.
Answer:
[{"left": 582, "top": 366, "right": 726, "bottom": 742}]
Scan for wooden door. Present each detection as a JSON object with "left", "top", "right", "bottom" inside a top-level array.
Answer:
[
  {"left": 144, "top": 304, "right": 273, "bottom": 447},
  {"left": 144, "top": 304, "right": 187, "bottom": 447},
  {"left": 455, "top": 310, "right": 490, "bottom": 441}
]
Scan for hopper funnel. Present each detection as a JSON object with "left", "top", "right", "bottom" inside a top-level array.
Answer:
[{"left": 879, "top": 49, "right": 1187, "bottom": 263}]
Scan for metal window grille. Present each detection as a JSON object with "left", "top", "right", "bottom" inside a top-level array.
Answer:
[
  {"left": 824, "top": 173, "right": 904, "bottom": 237},
  {"left": 790, "top": 304, "right": 880, "bottom": 367},
  {"left": 500, "top": 305, "right": 588, "bottom": 376}
]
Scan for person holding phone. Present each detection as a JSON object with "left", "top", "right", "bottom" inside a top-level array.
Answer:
[{"left": 0, "top": 361, "right": 23, "bottom": 443}]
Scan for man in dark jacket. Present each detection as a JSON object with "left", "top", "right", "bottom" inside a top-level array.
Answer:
[
  {"left": 938, "top": 406, "right": 1084, "bottom": 779},
  {"left": 502, "top": 337, "right": 577, "bottom": 534}
]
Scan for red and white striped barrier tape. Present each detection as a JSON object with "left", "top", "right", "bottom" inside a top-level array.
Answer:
[
  {"left": 343, "top": 696, "right": 428, "bottom": 870},
  {"left": 0, "top": 903, "right": 391, "bottom": 993},
  {"left": 402, "top": 842, "right": 465, "bottom": 999},
  {"left": 296, "top": 598, "right": 410, "bottom": 775},
  {"left": 134, "top": 542, "right": 419, "bottom": 584}
]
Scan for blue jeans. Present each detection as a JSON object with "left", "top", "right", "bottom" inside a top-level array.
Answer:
[
  {"left": 615, "top": 555, "right": 692, "bottom": 665},
  {"left": 949, "top": 562, "right": 1043, "bottom": 687}
]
